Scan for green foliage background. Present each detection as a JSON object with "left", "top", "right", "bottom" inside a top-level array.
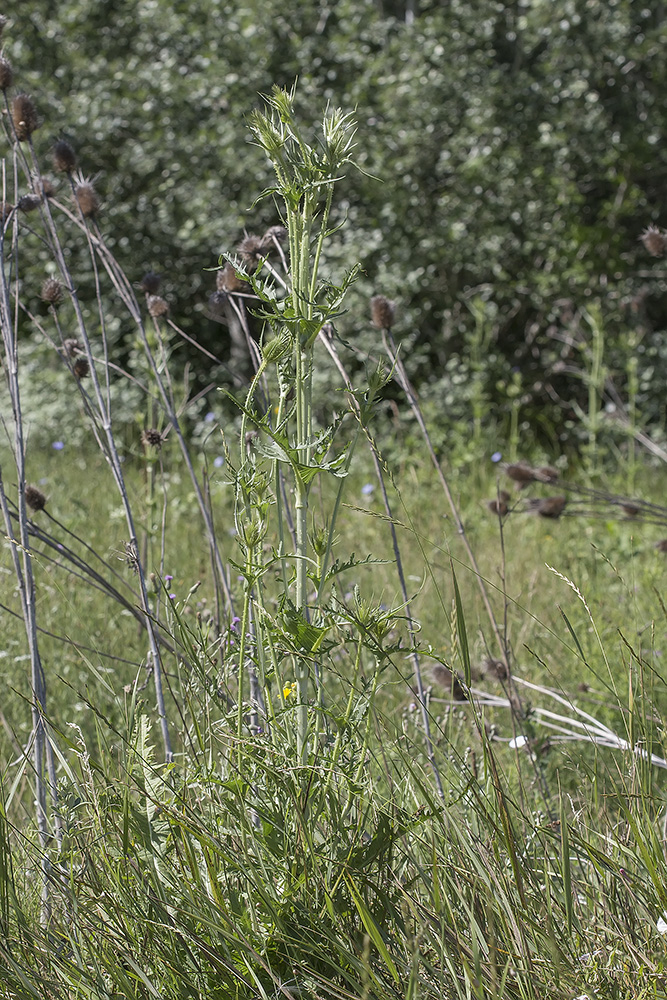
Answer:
[{"left": 8, "top": 0, "right": 667, "bottom": 448}]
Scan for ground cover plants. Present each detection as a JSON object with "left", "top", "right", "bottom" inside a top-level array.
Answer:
[{"left": 2, "top": 26, "right": 667, "bottom": 1000}]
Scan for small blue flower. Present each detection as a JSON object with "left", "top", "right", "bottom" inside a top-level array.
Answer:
[
  {"left": 491, "top": 451, "right": 502, "bottom": 463},
  {"left": 52, "top": 441, "right": 64, "bottom": 451},
  {"left": 361, "top": 483, "right": 374, "bottom": 495},
  {"left": 213, "top": 456, "right": 224, "bottom": 468},
  {"left": 168, "top": 593, "right": 176, "bottom": 600},
  {"left": 205, "top": 411, "right": 216, "bottom": 423}
]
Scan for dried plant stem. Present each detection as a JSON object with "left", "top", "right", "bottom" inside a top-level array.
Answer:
[{"left": 382, "top": 329, "right": 510, "bottom": 673}]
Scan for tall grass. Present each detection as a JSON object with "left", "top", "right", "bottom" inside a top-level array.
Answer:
[{"left": 2, "top": 28, "right": 667, "bottom": 1000}]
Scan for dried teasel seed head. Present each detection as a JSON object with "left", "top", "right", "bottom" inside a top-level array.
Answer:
[
  {"left": 534, "top": 495, "right": 567, "bottom": 519},
  {"left": 620, "top": 502, "right": 641, "bottom": 518},
  {"left": 72, "top": 357, "right": 89, "bottom": 379},
  {"left": 40, "top": 178, "right": 55, "bottom": 198},
  {"left": 236, "top": 233, "right": 264, "bottom": 266},
  {"left": 486, "top": 497, "right": 509, "bottom": 517},
  {"left": 370, "top": 295, "right": 396, "bottom": 330},
  {"left": 146, "top": 294, "right": 169, "bottom": 318},
  {"left": 640, "top": 225, "right": 667, "bottom": 258},
  {"left": 52, "top": 140, "right": 77, "bottom": 173},
  {"left": 260, "top": 224, "right": 287, "bottom": 250},
  {"left": 25, "top": 485, "right": 47, "bottom": 512},
  {"left": 142, "top": 428, "right": 163, "bottom": 449},
  {"left": 74, "top": 181, "right": 100, "bottom": 218},
  {"left": 0, "top": 55, "right": 13, "bottom": 91},
  {"left": 61, "top": 338, "right": 83, "bottom": 358},
  {"left": 208, "top": 290, "right": 228, "bottom": 318},
  {"left": 0, "top": 201, "right": 13, "bottom": 224},
  {"left": 536, "top": 465, "right": 559, "bottom": 483},
  {"left": 41, "top": 276, "right": 63, "bottom": 306},
  {"left": 17, "top": 193, "right": 41, "bottom": 213},
  {"left": 505, "top": 462, "right": 537, "bottom": 485},
  {"left": 139, "top": 271, "right": 161, "bottom": 294},
  {"left": 12, "top": 94, "right": 39, "bottom": 141},
  {"left": 482, "top": 657, "right": 509, "bottom": 682},
  {"left": 216, "top": 261, "right": 247, "bottom": 293},
  {"left": 655, "top": 539, "right": 667, "bottom": 553},
  {"left": 431, "top": 664, "right": 467, "bottom": 701}
]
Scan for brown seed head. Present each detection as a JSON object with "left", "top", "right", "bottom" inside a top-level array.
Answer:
[
  {"left": 483, "top": 657, "right": 509, "bottom": 682},
  {"left": 147, "top": 294, "right": 169, "bottom": 318},
  {"left": 139, "top": 271, "right": 161, "bottom": 294},
  {"left": 208, "top": 290, "right": 227, "bottom": 319},
  {"left": 216, "top": 261, "right": 247, "bottom": 293},
  {"left": 505, "top": 462, "right": 537, "bottom": 485},
  {"left": 640, "top": 225, "right": 667, "bottom": 258},
  {"left": 620, "top": 502, "right": 641, "bottom": 518},
  {"left": 486, "top": 492, "right": 510, "bottom": 516},
  {"left": 536, "top": 465, "right": 559, "bottom": 483},
  {"left": 236, "top": 233, "right": 264, "bottom": 266},
  {"left": 61, "top": 338, "right": 83, "bottom": 358},
  {"left": 40, "top": 178, "right": 55, "bottom": 198},
  {"left": 260, "top": 224, "right": 287, "bottom": 250},
  {"left": 142, "top": 428, "right": 163, "bottom": 449},
  {"left": 12, "top": 94, "right": 39, "bottom": 141},
  {"left": 74, "top": 181, "right": 100, "bottom": 218},
  {"left": 431, "top": 663, "right": 467, "bottom": 701},
  {"left": 41, "top": 277, "right": 63, "bottom": 306},
  {"left": 0, "top": 55, "right": 13, "bottom": 91},
  {"left": 25, "top": 485, "right": 47, "bottom": 512},
  {"left": 655, "top": 539, "right": 667, "bottom": 553},
  {"left": 17, "top": 194, "right": 41, "bottom": 213},
  {"left": 52, "top": 140, "right": 77, "bottom": 173},
  {"left": 73, "top": 357, "right": 89, "bottom": 379},
  {"left": 535, "top": 495, "right": 567, "bottom": 519},
  {"left": 370, "top": 295, "right": 396, "bottom": 330},
  {"left": 0, "top": 201, "right": 13, "bottom": 224}
]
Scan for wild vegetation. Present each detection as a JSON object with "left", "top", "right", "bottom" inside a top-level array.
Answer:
[{"left": 2, "top": 5, "right": 667, "bottom": 1000}]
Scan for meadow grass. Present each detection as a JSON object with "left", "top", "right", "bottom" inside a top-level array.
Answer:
[{"left": 2, "top": 67, "right": 667, "bottom": 1000}]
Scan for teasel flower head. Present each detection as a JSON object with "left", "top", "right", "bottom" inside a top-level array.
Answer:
[
  {"left": 370, "top": 295, "right": 396, "bottom": 330},
  {"left": 142, "top": 427, "right": 163, "bottom": 449},
  {"left": 12, "top": 94, "right": 39, "bottom": 141},
  {"left": 18, "top": 193, "right": 41, "bottom": 213},
  {"left": 0, "top": 55, "right": 13, "bottom": 91},
  {"left": 139, "top": 271, "right": 161, "bottom": 294},
  {"left": 25, "top": 485, "right": 47, "bottom": 513},
  {"left": 73, "top": 357, "right": 89, "bottom": 379},
  {"left": 147, "top": 294, "right": 169, "bottom": 318},
  {"left": 41, "top": 276, "right": 64, "bottom": 307},
  {"left": 534, "top": 495, "right": 567, "bottom": 519},
  {"left": 73, "top": 179, "right": 100, "bottom": 218},
  {"left": 216, "top": 261, "right": 247, "bottom": 293},
  {"left": 236, "top": 233, "right": 264, "bottom": 266},
  {"left": 52, "top": 139, "right": 77, "bottom": 174},
  {"left": 640, "top": 225, "right": 667, "bottom": 258}
]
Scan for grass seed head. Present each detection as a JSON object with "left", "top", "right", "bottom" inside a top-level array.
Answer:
[
  {"left": 25, "top": 485, "right": 47, "bottom": 512},
  {"left": 52, "top": 140, "right": 77, "bottom": 173},
  {"left": 74, "top": 180, "right": 100, "bottom": 217},
  {"left": 370, "top": 295, "right": 396, "bottom": 330},
  {"left": 147, "top": 294, "right": 169, "bottom": 318},
  {"left": 12, "top": 94, "right": 39, "bottom": 141},
  {"left": 41, "top": 276, "right": 63, "bottom": 306},
  {"left": 640, "top": 225, "right": 667, "bottom": 257},
  {"left": 0, "top": 55, "right": 13, "bottom": 90}
]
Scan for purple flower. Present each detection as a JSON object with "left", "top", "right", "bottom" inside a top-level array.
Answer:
[
  {"left": 230, "top": 616, "right": 241, "bottom": 631},
  {"left": 361, "top": 483, "right": 374, "bottom": 495},
  {"left": 52, "top": 441, "right": 64, "bottom": 451},
  {"left": 205, "top": 411, "right": 216, "bottom": 423},
  {"left": 491, "top": 451, "right": 502, "bottom": 463},
  {"left": 213, "top": 456, "right": 224, "bottom": 468},
  {"left": 168, "top": 593, "right": 176, "bottom": 600},
  {"left": 165, "top": 574, "right": 173, "bottom": 582}
]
